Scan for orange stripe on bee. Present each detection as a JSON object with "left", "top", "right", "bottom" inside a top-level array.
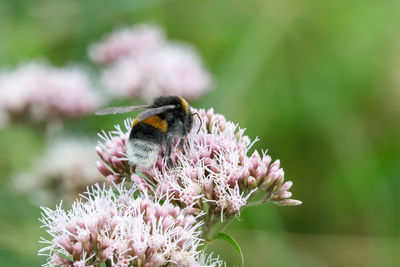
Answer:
[
  {"left": 133, "top": 115, "right": 167, "bottom": 132},
  {"left": 179, "top": 97, "right": 189, "bottom": 114}
]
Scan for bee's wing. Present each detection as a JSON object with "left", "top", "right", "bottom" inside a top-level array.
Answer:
[
  {"left": 137, "top": 105, "right": 176, "bottom": 122},
  {"left": 95, "top": 105, "right": 152, "bottom": 115}
]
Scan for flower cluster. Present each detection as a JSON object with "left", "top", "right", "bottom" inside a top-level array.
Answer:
[
  {"left": 88, "top": 24, "right": 165, "bottom": 64},
  {"left": 0, "top": 61, "right": 101, "bottom": 126},
  {"left": 14, "top": 138, "right": 105, "bottom": 204},
  {"left": 89, "top": 24, "right": 212, "bottom": 101},
  {"left": 96, "top": 108, "right": 301, "bottom": 223},
  {"left": 39, "top": 184, "right": 224, "bottom": 267},
  {"left": 96, "top": 119, "right": 134, "bottom": 185}
]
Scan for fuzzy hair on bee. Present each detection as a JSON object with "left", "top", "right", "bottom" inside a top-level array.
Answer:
[{"left": 96, "top": 96, "right": 200, "bottom": 169}]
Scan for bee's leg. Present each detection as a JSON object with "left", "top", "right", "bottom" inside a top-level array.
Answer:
[
  {"left": 178, "top": 138, "right": 185, "bottom": 150},
  {"left": 166, "top": 136, "right": 174, "bottom": 168},
  {"left": 178, "top": 120, "right": 187, "bottom": 150},
  {"left": 130, "top": 165, "right": 136, "bottom": 174}
]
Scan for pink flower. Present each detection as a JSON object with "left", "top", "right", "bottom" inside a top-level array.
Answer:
[
  {"left": 90, "top": 24, "right": 212, "bottom": 101},
  {"left": 39, "top": 183, "right": 223, "bottom": 267},
  {"left": 13, "top": 138, "right": 105, "bottom": 204},
  {"left": 101, "top": 55, "right": 145, "bottom": 98},
  {"left": 0, "top": 61, "right": 101, "bottom": 126},
  {"left": 88, "top": 24, "right": 165, "bottom": 64},
  {"left": 138, "top": 44, "right": 213, "bottom": 102},
  {"left": 96, "top": 108, "right": 301, "bottom": 223}
]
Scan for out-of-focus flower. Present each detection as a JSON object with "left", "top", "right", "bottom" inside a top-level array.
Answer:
[
  {"left": 39, "top": 183, "right": 224, "bottom": 267},
  {"left": 13, "top": 138, "right": 105, "bottom": 204},
  {"left": 139, "top": 44, "right": 212, "bottom": 102},
  {"left": 88, "top": 24, "right": 165, "bottom": 64},
  {"left": 0, "top": 61, "right": 101, "bottom": 126},
  {"left": 89, "top": 24, "right": 212, "bottom": 101},
  {"left": 96, "top": 108, "right": 301, "bottom": 223}
]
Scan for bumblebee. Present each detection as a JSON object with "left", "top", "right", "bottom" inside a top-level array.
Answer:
[{"left": 96, "top": 96, "right": 200, "bottom": 168}]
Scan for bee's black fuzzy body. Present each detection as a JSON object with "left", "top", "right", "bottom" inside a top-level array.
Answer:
[{"left": 126, "top": 96, "right": 193, "bottom": 168}]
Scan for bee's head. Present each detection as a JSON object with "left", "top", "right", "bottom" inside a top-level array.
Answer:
[
  {"left": 153, "top": 96, "right": 187, "bottom": 113},
  {"left": 178, "top": 97, "right": 202, "bottom": 134},
  {"left": 153, "top": 96, "right": 199, "bottom": 133},
  {"left": 178, "top": 97, "right": 189, "bottom": 115}
]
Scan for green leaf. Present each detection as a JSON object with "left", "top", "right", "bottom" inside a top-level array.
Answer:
[
  {"left": 137, "top": 171, "right": 157, "bottom": 188},
  {"left": 202, "top": 200, "right": 210, "bottom": 213},
  {"left": 214, "top": 232, "right": 244, "bottom": 267}
]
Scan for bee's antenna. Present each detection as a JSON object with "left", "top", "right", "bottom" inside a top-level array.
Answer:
[{"left": 193, "top": 113, "right": 202, "bottom": 133}]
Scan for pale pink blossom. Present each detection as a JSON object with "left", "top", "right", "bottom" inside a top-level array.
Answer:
[
  {"left": 90, "top": 24, "right": 212, "bottom": 101},
  {"left": 39, "top": 183, "right": 223, "bottom": 267},
  {"left": 0, "top": 61, "right": 101, "bottom": 126},
  {"left": 138, "top": 44, "right": 213, "bottom": 102},
  {"left": 88, "top": 24, "right": 165, "bottom": 64},
  {"left": 14, "top": 138, "right": 105, "bottom": 204},
  {"left": 96, "top": 108, "right": 301, "bottom": 223},
  {"left": 101, "top": 55, "right": 145, "bottom": 97}
]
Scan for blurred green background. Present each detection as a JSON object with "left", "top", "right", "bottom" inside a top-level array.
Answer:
[{"left": 1, "top": 0, "right": 400, "bottom": 266}]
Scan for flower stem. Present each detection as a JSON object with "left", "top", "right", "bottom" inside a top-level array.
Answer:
[{"left": 210, "top": 216, "right": 235, "bottom": 238}]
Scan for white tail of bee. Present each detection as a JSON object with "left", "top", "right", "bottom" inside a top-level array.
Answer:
[{"left": 126, "top": 139, "right": 161, "bottom": 169}]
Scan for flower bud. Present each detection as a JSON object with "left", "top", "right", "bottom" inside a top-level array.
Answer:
[
  {"left": 65, "top": 223, "right": 77, "bottom": 235},
  {"left": 77, "top": 229, "right": 90, "bottom": 243},
  {"left": 255, "top": 165, "right": 268, "bottom": 184},
  {"left": 102, "top": 153, "right": 112, "bottom": 165},
  {"left": 250, "top": 150, "right": 261, "bottom": 169},
  {"left": 170, "top": 206, "right": 181, "bottom": 218},
  {"left": 163, "top": 215, "right": 174, "bottom": 230},
  {"left": 111, "top": 156, "right": 124, "bottom": 171},
  {"left": 280, "top": 181, "right": 293, "bottom": 191},
  {"left": 275, "top": 199, "right": 302, "bottom": 206},
  {"left": 203, "top": 179, "right": 214, "bottom": 200},
  {"left": 72, "top": 242, "right": 82, "bottom": 260},
  {"left": 106, "top": 174, "right": 122, "bottom": 183},
  {"left": 278, "top": 191, "right": 292, "bottom": 199},
  {"left": 56, "top": 235, "right": 73, "bottom": 253},
  {"left": 176, "top": 214, "right": 185, "bottom": 226},
  {"left": 51, "top": 254, "right": 73, "bottom": 266},
  {"left": 183, "top": 215, "right": 196, "bottom": 228},
  {"left": 96, "top": 146, "right": 104, "bottom": 158},
  {"left": 262, "top": 154, "right": 272, "bottom": 166},
  {"left": 206, "top": 108, "right": 214, "bottom": 117},
  {"left": 96, "top": 161, "right": 112, "bottom": 177},
  {"left": 247, "top": 176, "right": 257, "bottom": 189},
  {"left": 99, "top": 246, "right": 113, "bottom": 262}
]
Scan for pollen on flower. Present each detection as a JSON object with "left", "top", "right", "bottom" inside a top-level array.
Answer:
[
  {"left": 96, "top": 108, "right": 301, "bottom": 223},
  {"left": 39, "top": 183, "right": 223, "bottom": 267}
]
